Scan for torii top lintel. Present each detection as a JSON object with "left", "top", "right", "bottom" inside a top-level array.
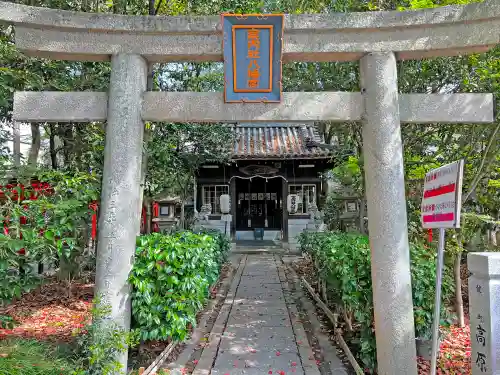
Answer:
[{"left": 0, "top": 0, "right": 498, "bottom": 62}]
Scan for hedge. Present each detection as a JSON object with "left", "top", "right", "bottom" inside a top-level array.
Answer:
[
  {"left": 129, "top": 231, "right": 230, "bottom": 341},
  {"left": 298, "top": 231, "right": 454, "bottom": 371}
]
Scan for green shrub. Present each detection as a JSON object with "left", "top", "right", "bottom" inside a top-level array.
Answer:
[
  {"left": 0, "top": 170, "right": 100, "bottom": 306},
  {"left": 298, "top": 231, "right": 454, "bottom": 372},
  {"left": 411, "top": 242, "right": 455, "bottom": 340},
  {"left": 71, "top": 298, "right": 139, "bottom": 375},
  {"left": 195, "top": 229, "right": 231, "bottom": 265},
  {"left": 129, "top": 231, "right": 229, "bottom": 341},
  {"left": 0, "top": 338, "right": 75, "bottom": 375},
  {"left": 0, "top": 314, "right": 16, "bottom": 329}
]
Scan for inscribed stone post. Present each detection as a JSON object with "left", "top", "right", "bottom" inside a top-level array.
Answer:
[
  {"left": 95, "top": 53, "right": 147, "bottom": 371},
  {"left": 468, "top": 252, "right": 500, "bottom": 375},
  {"left": 360, "top": 51, "right": 418, "bottom": 375}
]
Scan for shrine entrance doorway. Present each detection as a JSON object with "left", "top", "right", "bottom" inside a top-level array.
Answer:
[{"left": 235, "top": 176, "right": 283, "bottom": 232}]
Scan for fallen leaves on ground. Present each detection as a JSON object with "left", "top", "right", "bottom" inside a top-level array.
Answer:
[
  {"left": 418, "top": 325, "right": 471, "bottom": 374},
  {"left": 294, "top": 257, "right": 474, "bottom": 374},
  {"left": 0, "top": 279, "right": 93, "bottom": 342}
]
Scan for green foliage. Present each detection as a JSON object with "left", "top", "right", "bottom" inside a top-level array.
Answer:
[
  {"left": 411, "top": 242, "right": 455, "bottom": 339},
  {"left": 460, "top": 212, "right": 500, "bottom": 250},
  {"left": 146, "top": 123, "right": 233, "bottom": 226},
  {"left": 195, "top": 228, "right": 231, "bottom": 265},
  {"left": 331, "top": 156, "right": 363, "bottom": 191},
  {"left": 0, "top": 338, "right": 76, "bottom": 375},
  {"left": 0, "top": 170, "right": 100, "bottom": 305},
  {"left": 0, "top": 314, "right": 16, "bottom": 329},
  {"left": 71, "top": 297, "right": 139, "bottom": 375},
  {"left": 129, "top": 231, "right": 229, "bottom": 341},
  {"left": 298, "top": 231, "right": 455, "bottom": 371}
]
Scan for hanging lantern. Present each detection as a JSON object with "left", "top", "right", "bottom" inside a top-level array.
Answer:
[
  {"left": 220, "top": 194, "right": 231, "bottom": 214},
  {"left": 287, "top": 194, "right": 299, "bottom": 214}
]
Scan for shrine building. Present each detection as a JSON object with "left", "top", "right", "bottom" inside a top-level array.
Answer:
[{"left": 193, "top": 123, "right": 334, "bottom": 248}]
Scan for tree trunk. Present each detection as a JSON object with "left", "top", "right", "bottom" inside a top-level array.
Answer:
[
  {"left": 49, "top": 124, "right": 58, "bottom": 170},
  {"left": 454, "top": 251, "right": 465, "bottom": 327},
  {"left": 60, "top": 124, "right": 74, "bottom": 167},
  {"left": 145, "top": 197, "right": 152, "bottom": 234},
  {"left": 490, "top": 230, "right": 498, "bottom": 247},
  {"left": 74, "top": 123, "right": 84, "bottom": 167},
  {"left": 180, "top": 197, "right": 186, "bottom": 229},
  {"left": 27, "top": 123, "right": 41, "bottom": 166},
  {"left": 359, "top": 198, "right": 366, "bottom": 234},
  {"left": 12, "top": 121, "right": 21, "bottom": 167}
]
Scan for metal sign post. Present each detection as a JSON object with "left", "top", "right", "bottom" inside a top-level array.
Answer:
[
  {"left": 430, "top": 227, "right": 445, "bottom": 374},
  {"left": 421, "top": 160, "right": 464, "bottom": 375}
]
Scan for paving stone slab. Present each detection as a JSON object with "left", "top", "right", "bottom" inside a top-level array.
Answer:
[
  {"left": 243, "top": 262, "right": 277, "bottom": 268},
  {"left": 231, "top": 304, "right": 289, "bottom": 315},
  {"left": 236, "top": 286, "right": 283, "bottom": 294},
  {"left": 242, "top": 272, "right": 280, "bottom": 278},
  {"left": 239, "top": 275, "right": 282, "bottom": 284},
  {"left": 233, "top": 298, "right": 286, "bottom": 306},
  {"left": 245, "top": 257, "right": 276, "bottom": 263},
  {"left": 213, "top": 351, "right": 303, "bottom": 372},
  {"left": 218, "top": 336, "right": 299, "bottom": 354},
  {"left": 229, "top": 309, "right": 289, "bottom": 320},
  {"left": 226, "top": 313, "right": 291, "bottom": 328},
  {"left": 211, "top": 367, "right": 305, "bottom": 375},
  {"left": 222, "top": 325, "right": 296, "bottom": 341},
  {"left": 236, "top": 291, "right": 285, "bottom": 304},
  {"left": 232, "top": 299, "right": 288, "bottom": 309},
  {"left": 242, "top": 268, "right": 278, "bottom": 272},
  {"left": 235, "top": 288, "right": 285, "bottom": 298},
  {"left": 242, "top": 267, "right": 278, "bottom": 274},
  {"left": 240, "top": 274, "right": 281, "bottom": 285},
  {"left": 237, "top": 283, "right": 283, "bottom": 291}
]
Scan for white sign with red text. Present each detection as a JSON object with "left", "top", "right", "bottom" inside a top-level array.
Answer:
[{"left": 421, "top": 160, "right": 464, "bottom": 229}]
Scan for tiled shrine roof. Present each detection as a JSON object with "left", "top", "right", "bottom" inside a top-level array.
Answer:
[{"left": 232, "top": 124, "right": 333, "bottom": 160}]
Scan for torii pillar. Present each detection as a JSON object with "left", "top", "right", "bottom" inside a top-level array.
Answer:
[
  {"left": 95, "top": 53, "right": 147, "bottom": 344},
  {"left": 361, "top": 52, "right": 417, "bottom": 374}
]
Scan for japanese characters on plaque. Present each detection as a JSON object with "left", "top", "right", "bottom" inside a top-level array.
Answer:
[
  {"left": 421, "top": 160, "right": 464, "bottom": 229},
  {"left": 221, "top": 14, "right": 284, "bottom": 103},
  {"left": 468, "top": 252, "right": 500, "bottom": 375},
  {"left": 472, "top": 277, "right": 489, "bottom": 374}
]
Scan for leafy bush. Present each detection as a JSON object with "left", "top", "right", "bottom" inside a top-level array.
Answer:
[
  {"left": 71, "top": 298, "right": 139, "bottom": 375},
  {"left": 0, "top": 170, "right": 100, "bottom": 306},
  {"left": 298, "top": 231, "right": 454, "bottom": 372},
  {"left": 0, "top": 338, "right": 75, "bottom": 375},
  {"left": 411, "top": 242, "right": 455, "bottom": 340},
  {"left": 195, "top": 228, "right": 231, "bottom": 265},
  {"left": 129, "top": 231, "right": 229, "bottom": 341},
  {"left": 0, "top": 314, "right": 16, "bottom": 328}
]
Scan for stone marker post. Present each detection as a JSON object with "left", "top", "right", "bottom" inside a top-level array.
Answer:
[
  {"left": 95, "top": 54, "right": 147, "bottom": 371},
  {"left": 468, "top": 252, "right": 500, "bottom": 375},
  {"left": 360, "top": 52, "right": 418, "bottom": 375}
]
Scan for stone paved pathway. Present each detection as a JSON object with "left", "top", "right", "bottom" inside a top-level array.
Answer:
[{"left": 192, "top": 254, "right": 347, "bottom": 375}]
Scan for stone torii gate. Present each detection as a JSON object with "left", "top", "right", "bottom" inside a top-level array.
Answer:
[{"left": 1, "top": 1, "right": 498, "bottom": 373}]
